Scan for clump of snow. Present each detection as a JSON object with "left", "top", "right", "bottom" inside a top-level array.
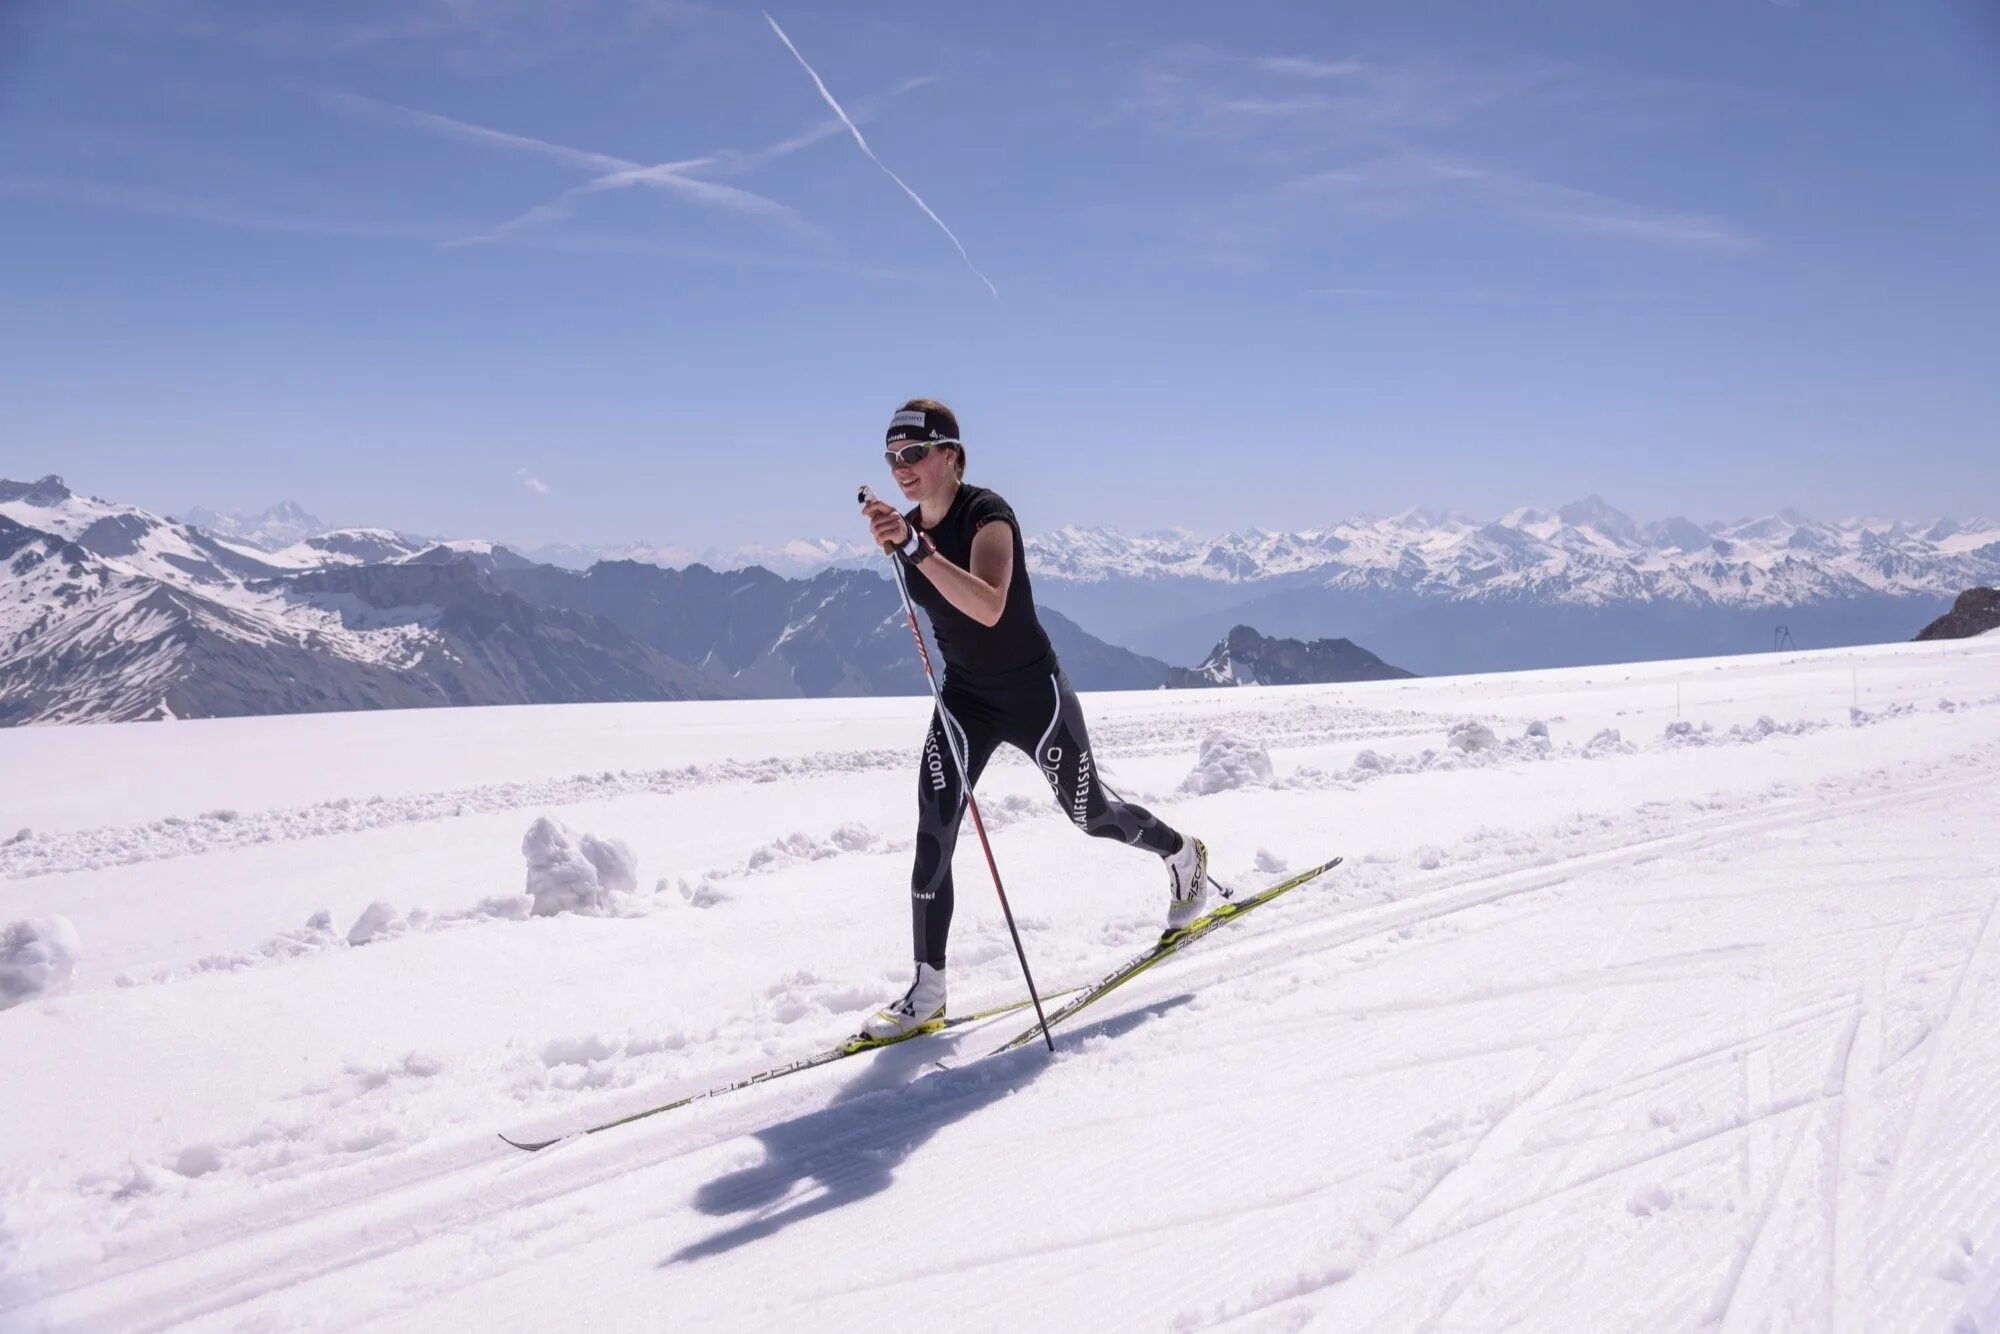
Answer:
[
  {"left": 579, "top": 831, "right": 637, "bottom": 895},
  {"left": 4, "top": 828, "right": 31, "bottom": 846},
  {"left": 173, "top": 1144, "right": 226, "bottom": 1178},
  {"left": 1583, "top": 728, "right": 1635, "bottom": 758},
  {"left": 523, "top": 817, "right": 605, "bottom": 914},
  {"left": 1851, "top": 703, "right": 1916, "bottom": 727},
  {"left": 542, "top": 1033, "right": 622, "bottom": 1067},
  {"left": 1626, "top": 1184, "right": 1675, "bottom": 1216},
  {"left": 346, "top": 901, "right": 407, "bottom": 946},
  {"left": 1179, "top": 731, "right": 1276, "bottom": 795},
  {"left": 1, "top": 915, "right": 83, "bottom": 1008},
  {"left": 1667, "top": 716, "right": 1824, "bottom": 748},
  {"left": 521, "top": 816, "right": 641, "bottom": 916},
  {"left": 746, "top": 831, "right": 838, "bottom": 870},
  {"left": 1521, "top": 720, "right": 1551, "bottom": 753},
  {"left": 1447, "top": 720, "right": 1499, "bottom": 754},
  {"left": 1254, "top": 848, "right": 1288, "bottom": 874},
  {"left": 972, "top": 793, "right": 1046, "bottom": 831},
  {"left": 1415, "top": 846, "right": 1445, "bottom": 871},
  {"left": 830, "top": 822, "right": 879, "bottom": 852},
  {"left": 471, "top": 893, "right": 534, "bottom": 921},
  {"left": 266, "top": 911, "right": 342, "bottom": 959},
  {"left": 676, "top": 876, "right": 729, "bottom": 908}
]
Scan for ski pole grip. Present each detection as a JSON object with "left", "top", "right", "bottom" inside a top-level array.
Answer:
[{"left": 857, "top": 484, "right": 901, "bottom": 555}]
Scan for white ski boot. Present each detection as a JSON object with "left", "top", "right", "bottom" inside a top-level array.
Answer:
[
  {"left": 1164, "top": 835, "right": 1210, "bottom": 934},
  {"left": 858, "top": 963, "right": 947, "bottom": 1043}
]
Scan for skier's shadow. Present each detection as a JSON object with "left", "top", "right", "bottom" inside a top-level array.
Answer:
[{"left": 663, "top": 995, "right": 1192, "bottom": 1266}]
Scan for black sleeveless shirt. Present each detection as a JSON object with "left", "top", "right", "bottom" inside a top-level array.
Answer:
[{"left": 903, "top": 484, "right": 1057, "bottom": 686}]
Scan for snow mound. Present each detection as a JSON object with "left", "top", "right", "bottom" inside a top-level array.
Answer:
[
  {"left": 746, "top": 832, "right": 838, "bottom": 871},
  {"left": 0, "top": 915, "right": 82, "bottom": 1008},
  {"left": 522, "top": 817, "right": 641, "bottom": 916},
  {"left": 1584, "top": 727, "right": 1636, "bottom": 758},
  {"left": 346, "top": 901, "right": 407, "bottom": 946},
  {"left": 579, "top": 832, "right": 637, "bottom": 895},
  {"left": 1179, "top": 731, "right": 1276, "bottom": 795},
  {"left": 1447, "top": 720, "right": 1499, "bottom": 753},
  {"left": 829, "top": 822, "right": 879, "bottom": 852},
  {"left": 1666, "top": 715, "right": 1824, "bottom": 748},
  {"left": 676, "top": 876, "right": 729, "bottom": 908}
]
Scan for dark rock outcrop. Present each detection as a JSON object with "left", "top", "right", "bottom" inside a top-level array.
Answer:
[
  {"left": 1165, "top": 624, "right": 1415, "bottom": 688},
  {"left": 1915, "top": 587, "right": 2000, "bottom": 641}
]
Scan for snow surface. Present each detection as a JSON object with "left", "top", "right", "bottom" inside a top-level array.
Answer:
[{"left": 2, "top": 636, "right": 1998, "bottom": 1330}]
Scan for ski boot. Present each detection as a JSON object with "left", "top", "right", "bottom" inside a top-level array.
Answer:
[{"left": 857, "top": 963, "right": 947, "bottom": 1043}]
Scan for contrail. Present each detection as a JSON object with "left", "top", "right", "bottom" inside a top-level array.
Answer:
[{"left": 763, "top": 12, "right": 997, "bottom": 298}]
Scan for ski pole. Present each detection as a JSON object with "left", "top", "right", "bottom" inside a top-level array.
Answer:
[{"left": 859, "top": 485, "right": 1055, "bottom": 1052}]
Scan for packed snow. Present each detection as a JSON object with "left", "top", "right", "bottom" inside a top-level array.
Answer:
[
  {"left": 0, "top": 915, "right": 81, "bottom": 1008},
  {"left": 1, "top": 635, "right": 1997, "bottom": 1330}
]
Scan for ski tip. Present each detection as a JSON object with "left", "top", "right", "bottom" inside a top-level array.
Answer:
[{"left": 498, "top": 1132, "right": 561, "bottom": 1153}]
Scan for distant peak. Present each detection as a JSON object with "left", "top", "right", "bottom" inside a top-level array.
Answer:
[{"left": 0, "top": 474, "right": 73, "bottom": 506}]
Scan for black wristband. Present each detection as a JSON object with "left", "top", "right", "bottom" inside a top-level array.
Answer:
[{"left": 899, "top": 529, "right": 931, "bottom": 566}]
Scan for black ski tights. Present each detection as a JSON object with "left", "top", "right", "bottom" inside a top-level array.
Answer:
[{"left": 908, "top": 669, "right": 1181, "bottom": 967}]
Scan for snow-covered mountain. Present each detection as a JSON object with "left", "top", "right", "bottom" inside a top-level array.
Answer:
[
  {"left": 522, "top": 536, "right": 874, "bottom": 577},
  {"left": 1023, "top": 496, "right": 2000, "bottom": 672},
  {"left": 1025, "top": 496, "right": 2000, "bottom": 604},
  {"left": 0, "top": 477, "right": 1176, "bottom": 724},
  {"left": 178, "top": 500, "right": 329, "bottom": 552},
  {"left": 11, "top": 475, "right": 1992, "bottom": 720},
  {"left": 0, "top": 479, "right": 725, "bottom": 723}
]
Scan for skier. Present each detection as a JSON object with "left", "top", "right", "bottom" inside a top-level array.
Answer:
[{"left": 857, "top": 398, "right": 1208, "bottom": 1041}]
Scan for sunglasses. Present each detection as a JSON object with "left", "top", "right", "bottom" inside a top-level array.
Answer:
[{"left": 884, "top": 438, "right": 960, "bottom": 468}]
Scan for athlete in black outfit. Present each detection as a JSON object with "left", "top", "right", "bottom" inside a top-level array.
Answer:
[{"left": 857, "top": 398, "right": 1208, "bottom": 1040}]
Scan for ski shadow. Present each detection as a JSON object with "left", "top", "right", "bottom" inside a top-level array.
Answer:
[{"left": 662, "top": 994, "right": 1193, "bottom": 1267}]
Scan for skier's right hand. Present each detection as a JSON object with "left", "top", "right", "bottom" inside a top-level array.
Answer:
[{"left": 862, "top": 498, "right": 911, "bottom": 551}]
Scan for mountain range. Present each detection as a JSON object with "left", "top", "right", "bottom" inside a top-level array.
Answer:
[
  {"left": 7, "top": 476, "right": 1990, "bottom": 724},
  {"left": 3, "top": 477, "right": 1411, "bottom": 725},
  {"left": 1020, "top": 497, "right": 1999, "bottom": 671}
]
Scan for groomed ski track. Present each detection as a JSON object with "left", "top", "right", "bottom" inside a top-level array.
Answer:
[{"left": 3, "top": 639, "right": 1998, "bottom": 1330}]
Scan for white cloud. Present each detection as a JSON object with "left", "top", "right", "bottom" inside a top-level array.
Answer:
[
  {"left": 315, "top": 88, "right": 810, "bottom": 245},
  {"left": 1287, "top": 154, "right": 1756, "bottom": 251},
  {"left": 762, "top": 12, "right": 997, "bottom": 298},
  {"left": 313, "top": 90, "right": 634, "bottom": 174},
  {"left": 0, "top": 178, "right": 447, "bottom": 241},
  {"left": 518, "top": 470, "right": 551, "bottom": 496}
]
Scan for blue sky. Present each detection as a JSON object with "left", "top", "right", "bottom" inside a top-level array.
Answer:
[{"left": 4, "top": 0, "right": 1997, "bottom": 550}]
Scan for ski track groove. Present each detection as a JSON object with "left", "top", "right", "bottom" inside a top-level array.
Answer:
[
  {"left": 1718, "top": 1092, "right": 1830, "bottom": 1332},
  {"left": 10, "top": 764, "right": 1995, "bottom": 1329},
  {"left": 1827, "top": 996, "right": 1872, "bottom": 1332},
  {"left": 1540, "top": 995, "right": 1857, "bottom": 1121},
  {"left": 1873, "top": 887, "right": 2000, "bottom": 1233},
  {"left": 1208, "top": 948, "right": 1639, "bottom": 1329}
]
